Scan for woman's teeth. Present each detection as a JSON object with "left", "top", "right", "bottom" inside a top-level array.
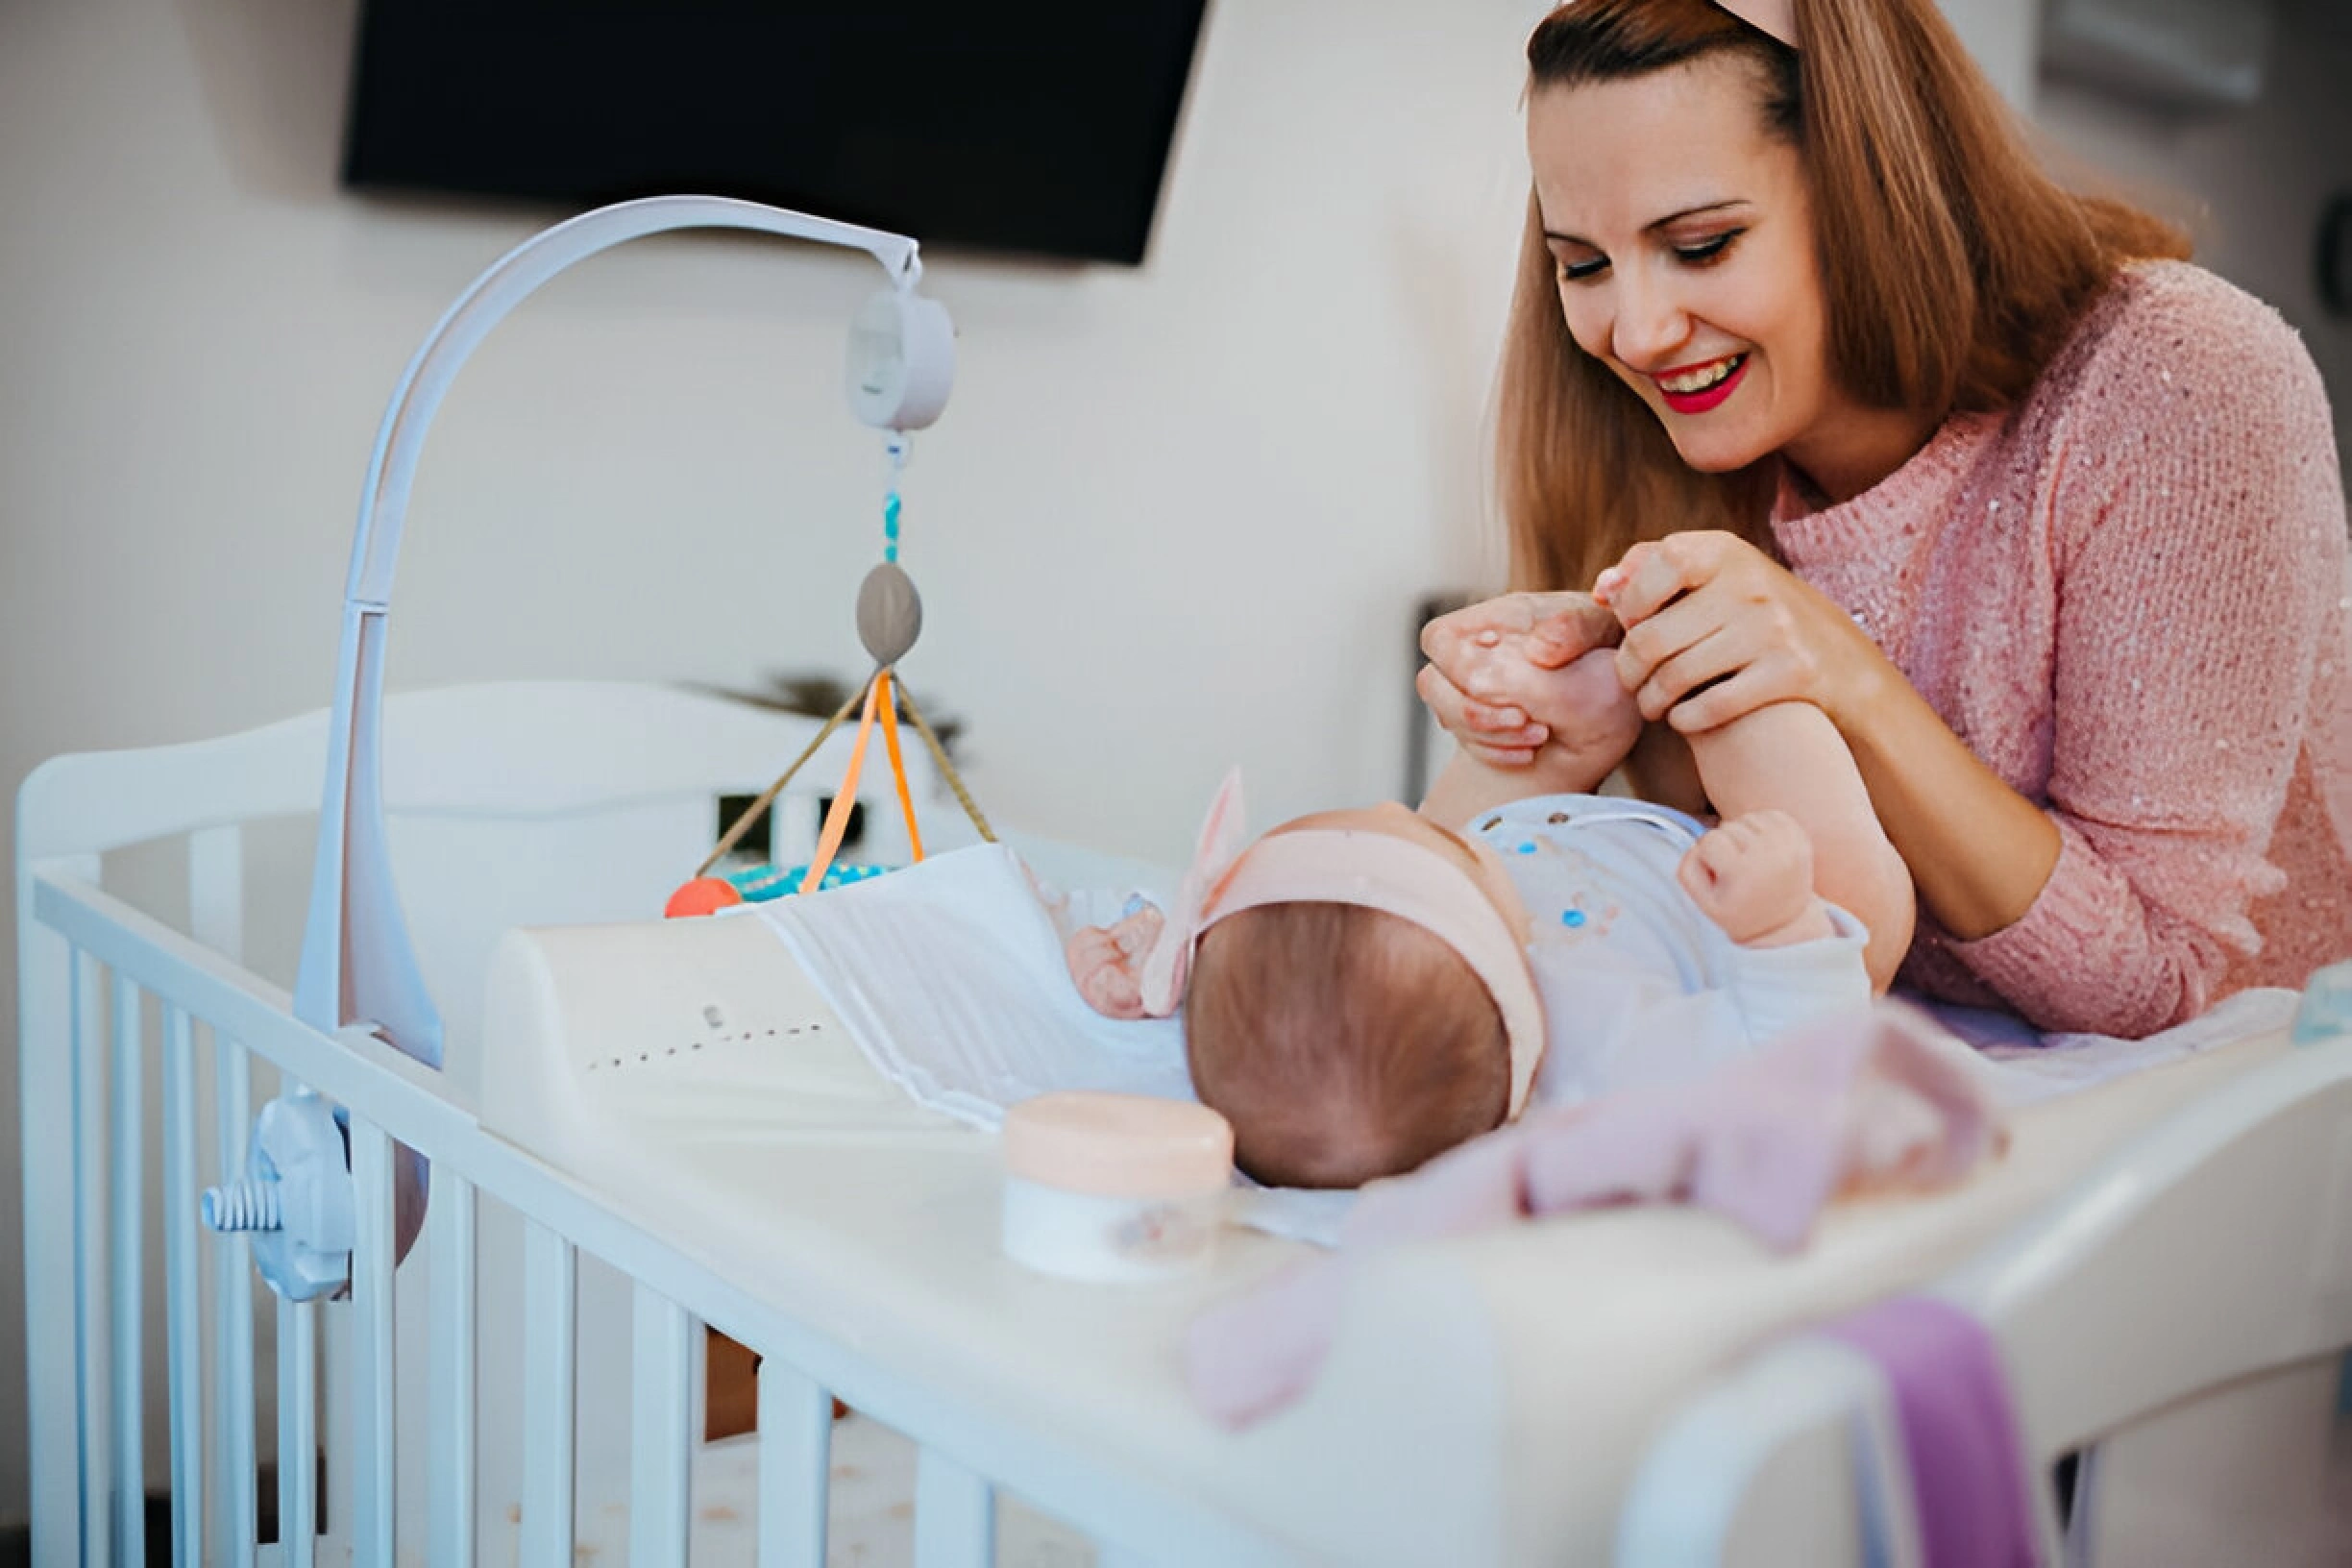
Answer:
[{"left": 1659, "top": 355, "right": 1746, "bottom": 394}]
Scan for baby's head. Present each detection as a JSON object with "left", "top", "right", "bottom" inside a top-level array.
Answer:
[
  {"left": 1188, "top": 903, "right": 1507, "bottom": 1187},
  {"left": 1178, "top": 802, "right": 1543, "bottom": 1189}
]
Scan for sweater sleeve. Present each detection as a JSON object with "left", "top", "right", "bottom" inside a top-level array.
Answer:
[{"left": 1940, "top": 274, "right": 2347, "bottom": 1037}]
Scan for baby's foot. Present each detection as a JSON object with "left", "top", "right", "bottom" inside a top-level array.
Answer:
[{"left": 1455, "top": 640, "right": 1642, "bottom": 775}]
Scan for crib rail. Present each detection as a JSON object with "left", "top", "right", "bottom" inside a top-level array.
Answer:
[{"left": 22, "top": 861, "right": 1290, "bottom": 1567}]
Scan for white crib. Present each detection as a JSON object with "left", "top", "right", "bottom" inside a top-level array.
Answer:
[
  {"left": 22, "top": 191, "right": 2352, "bottom": 1565},
  {"left": 22, "top": 674, "right": 2352, "bottom": 1567}
]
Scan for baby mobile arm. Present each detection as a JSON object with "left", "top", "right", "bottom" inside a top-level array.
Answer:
[{"left": 295, "top": 194, "right": 956, "bottom": 1068}]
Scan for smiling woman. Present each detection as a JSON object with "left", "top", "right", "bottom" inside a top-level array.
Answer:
[{"left": 1415, "top": 0, "right": 2352, "bottom": 1040}]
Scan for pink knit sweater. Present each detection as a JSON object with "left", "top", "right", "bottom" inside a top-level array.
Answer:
[{"left": 1773, "top": 261, "right": 2352, "bottom": 1038}]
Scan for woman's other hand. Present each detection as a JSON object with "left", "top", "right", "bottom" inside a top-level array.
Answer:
[
  {"left": 1417, "top": 591, "right": 1626, "bottom": 768},
  {"left": 1598, "top": 532, "right": 1892, "bottom": 734}
]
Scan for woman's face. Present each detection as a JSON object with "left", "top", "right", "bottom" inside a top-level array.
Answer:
[{"left": 1527, "top": 57, "right": 1846, "bottom": 480}]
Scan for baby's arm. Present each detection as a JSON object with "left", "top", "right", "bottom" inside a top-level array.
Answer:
[{"left": 1681, "top": 700, "right": 1914, "bottom": 992}]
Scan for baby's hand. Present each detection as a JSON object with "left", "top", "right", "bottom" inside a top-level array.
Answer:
[
  {"left": 1677, "top": 810, "right": 1832, "bottom": 947},
  {"left": 1065, "top": 905, "right": 1167, "bottom": 1019}
]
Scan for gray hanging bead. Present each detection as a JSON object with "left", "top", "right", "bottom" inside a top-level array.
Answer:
[{"left": 857, "top": 562, "right": 923, "bottom": 667}]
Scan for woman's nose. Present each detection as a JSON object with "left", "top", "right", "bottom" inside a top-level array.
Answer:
[{"left": 1610, "top": 270, "right": 1692, "bottom": 370}]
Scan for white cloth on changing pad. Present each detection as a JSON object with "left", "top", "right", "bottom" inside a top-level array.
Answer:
[
  {"left": 758, "top": 844, "right": 1194, "bottom": 1128},
  {"left": 754, "top": 839, "right": 2300, "bottom": 1249}
]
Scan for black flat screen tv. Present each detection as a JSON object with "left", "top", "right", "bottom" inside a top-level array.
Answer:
[{"left": 342, "top": 2, "right": 1212, "bottom": 265}]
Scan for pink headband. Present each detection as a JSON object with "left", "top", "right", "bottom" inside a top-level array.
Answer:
[
  {"left": 1139, "top": 772, "right": 1549, "bottom": 1118},
  {"left": 1714, "top": 0, "right": 1796, "bottom": 48},
  {"left": 1545, "top": 0, "right": 1796, "bottom": 49}
]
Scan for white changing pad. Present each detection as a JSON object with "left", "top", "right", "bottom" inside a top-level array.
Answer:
[
  {"left": 748, "top": 843, "right": 2300, "bottom": 1241},
  {"left": 473, "top": 899, "right": 2307, "bottom": 1567}
]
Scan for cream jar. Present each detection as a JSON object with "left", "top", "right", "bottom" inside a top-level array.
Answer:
[{"left": 1000, "top": 1091, "right": 1234, "bottom": 1283}]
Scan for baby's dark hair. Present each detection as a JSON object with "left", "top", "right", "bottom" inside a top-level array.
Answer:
[{"left": 1184, "top": 901, "right": 1509, "bottom": 1188}]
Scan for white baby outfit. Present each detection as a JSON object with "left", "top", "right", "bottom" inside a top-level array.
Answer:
[{"left": 1466, "top": 795, "right": 1873, "bottom": 1107}]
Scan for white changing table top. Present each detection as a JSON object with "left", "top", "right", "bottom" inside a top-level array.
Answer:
[{"left": 476, "top": 910, "right": 2291, "bottom": 1566}]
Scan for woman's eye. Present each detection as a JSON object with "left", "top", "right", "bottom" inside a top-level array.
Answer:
[
  {"left": 1556, "top": 256, "right": 1608, "bottom": 282},
  {"left": 1674, "top": 231, "right": 1743, "bottom": 265}
]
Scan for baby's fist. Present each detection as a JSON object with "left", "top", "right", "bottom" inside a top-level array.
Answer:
[
  {"left": 1065, "top": 906, "right": 1166, "bottom": 1019},
  {"left": 1677, "top": 810, "right": 1816, "bottom": 944}
]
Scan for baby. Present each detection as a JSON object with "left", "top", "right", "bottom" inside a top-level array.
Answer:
[{"left": 1066, "top": 612, "right": 1914, "bottom": 1190}]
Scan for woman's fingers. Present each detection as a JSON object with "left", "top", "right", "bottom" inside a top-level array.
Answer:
[
  {"left": 1522, "top": 595, "right": 1623, "bottom": 669},
  {"left": 1662, "top": 661, "right": 1795, "bottom": 734},
  {"left": 1416, "top": 660, "right": 1547, "bottom": 743},
  {"left": 1632, "top": 625, "right": 1754, "bottom": 721},
  {"left": 1422, "top": 591, "right": 1615, "bottom": 675},
  {"left": 1601, "top": 533, "right": 1733, "bottom": 627}
]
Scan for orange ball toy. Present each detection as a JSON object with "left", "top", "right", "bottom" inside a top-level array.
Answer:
[{"left": 664, "top": 876, "right": 745, "bottom": 919}]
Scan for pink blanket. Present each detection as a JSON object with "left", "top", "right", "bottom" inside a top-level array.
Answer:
[{"left": 1186, "top": 1001, "right": 2007, "bottom": 1428}]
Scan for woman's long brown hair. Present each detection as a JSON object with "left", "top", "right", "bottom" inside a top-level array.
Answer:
[{"left": 1499, "top": 0, "right": 2191, "bottom": 595}]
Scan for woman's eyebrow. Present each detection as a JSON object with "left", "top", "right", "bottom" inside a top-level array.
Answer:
[{"left": 1541, "top": 200, "right": 1750, "bottom": 246}]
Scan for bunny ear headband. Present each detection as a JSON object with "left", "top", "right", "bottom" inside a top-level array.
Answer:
[{"left": 1139, "top": 770, "right": 1550, "bottom": 1118}]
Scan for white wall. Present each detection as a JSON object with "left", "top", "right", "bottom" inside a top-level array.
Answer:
[
  {"left": 1, "top": 0, "right": 1542, "bottom": 1523},
  {"left": 2035, "top": 0, "right": 2352, "bottom": 463}
]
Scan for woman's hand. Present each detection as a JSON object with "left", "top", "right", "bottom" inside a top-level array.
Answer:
[
  {"left": 1597, "top": 532, "right": 1893, "bottom": 734},
  {"left": 1416, "top": 591, "right": 1626, "bottom": 768}
]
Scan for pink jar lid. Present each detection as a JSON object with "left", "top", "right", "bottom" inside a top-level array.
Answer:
[{"left": 1002, "top": 1091, "right": 1234, "bottom": 1199}]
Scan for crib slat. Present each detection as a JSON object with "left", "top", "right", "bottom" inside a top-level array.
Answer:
[
  {"left": 348, "top": 1115, "right": 397, "bottom": 1564},
  {"left": 915, "top": 1447, "right": 996, "bottom": 1568},
  {"left": 70, "top": 947, "right": 114, "bottom": 1568},
  {"left": 756, "top": 1356, "right": 833, "bottom": 1568},
  {"left": 110, "top": 972, "right": 148, "bottom": 1567},
  {"left": 161, "top": 1004, "right": 205, "bottom": 1567},
  {"left": 520, "top": 1220, "right": 577, "bottom": 1566},
  {"left": 21, "top": 855, "right": 96, "bottom": 1568},
  {"left": 629, "top": 1284, "right": 695, "bottom": 1567},
  {"left": 429, "top": 1172, "right": 478, "bottom": 1568},
  {"left": 213, "top": 1032, "right": 258, "bottom": 1568},
  {"left": 279, "top": 1297, "right": 318, "bottom": 1568}
]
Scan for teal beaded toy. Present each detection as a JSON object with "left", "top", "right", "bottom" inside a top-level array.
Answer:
[{"left": 726, "top": 860, "right": 894, "bottom": 902}]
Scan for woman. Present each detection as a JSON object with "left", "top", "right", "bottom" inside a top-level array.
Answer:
[{"left": 1418, "top": 0, "right": 2351, "bottom": 1038}]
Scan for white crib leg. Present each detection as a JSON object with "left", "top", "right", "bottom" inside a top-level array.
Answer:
[
  {"left": 629, "top": 1284, "right": 695, "bottom": 1567},
  {"left": 520, "top": 1220, "right": 577, "bottom": 1566},
  {"left": 71, "top": 947, "right": 114, "bottom": 1568},
  {"left": 755, "top": 1356, "right": 832, "bottom": 1568},
  {"left": 350, "top": 1117, "right": 398, "bottom": 1564},
  {"left": 429, "top": 1172, "right": 478, "bottom": 1568},
  {"left": 20, "top": 854, "right": 95, "bottom": 1568},
  {"left": 161, "top": 1004, "right": 205, "bottom": 1568},
  {"left": 213, "top": 1031, "right": 258, "bottom": 1568},
  {"left": 278, "top": 1297, "right": 318, "bottom": 1568},
  {"left": 915, "top": 1447, "right": 995, "bottom": 1568},
  {"left": 110, "top": 972, "right": 148, "bottom": 1567}
]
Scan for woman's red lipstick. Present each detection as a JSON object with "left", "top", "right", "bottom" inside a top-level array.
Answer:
[{"left": 1655, "top": 354, "right": 1748, "bottom": 414}]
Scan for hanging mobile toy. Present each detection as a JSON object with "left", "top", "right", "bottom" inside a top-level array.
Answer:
[{"left": 665, "top": 431, "right": 996, "bottom": 919}]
